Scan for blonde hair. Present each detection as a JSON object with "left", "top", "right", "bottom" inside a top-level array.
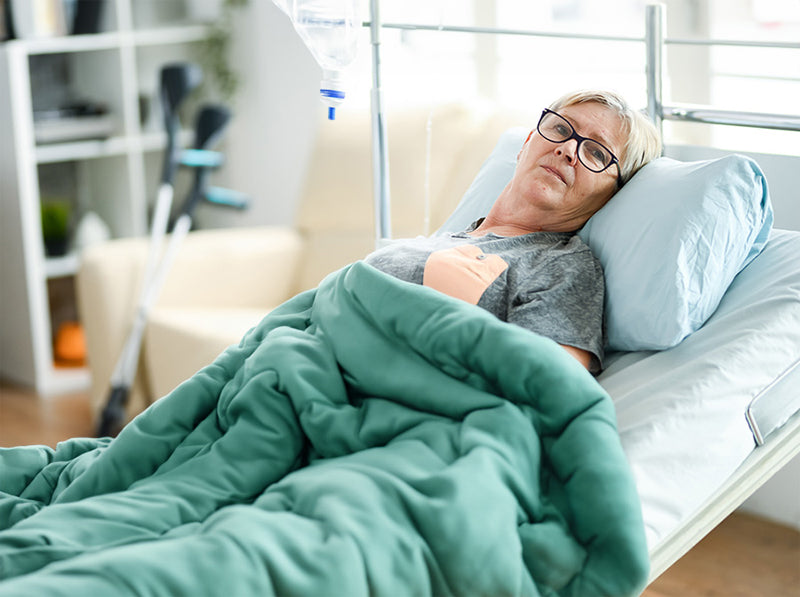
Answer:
[{"left": 549, "top": 90, "right": 662, "bottom": 185}]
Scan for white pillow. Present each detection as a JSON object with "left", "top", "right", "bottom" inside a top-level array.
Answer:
[{"left": 437, "top": 130, "right": 774, "bottom": 352}]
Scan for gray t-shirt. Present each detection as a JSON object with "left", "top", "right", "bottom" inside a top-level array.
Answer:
[{"left": 364, "top": 225, "right": 605, "bottom": 372}]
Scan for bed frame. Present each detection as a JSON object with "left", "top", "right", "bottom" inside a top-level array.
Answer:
[{"left": 363, "top": 1, "right": 800, "bottom": 583}]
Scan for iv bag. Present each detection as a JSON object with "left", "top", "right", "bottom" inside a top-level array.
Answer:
[{"left": 272, "top": 0, "right": 361, "bottom": 119}]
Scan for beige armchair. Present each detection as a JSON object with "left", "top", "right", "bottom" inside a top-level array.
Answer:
[{"left": 77, "top": 103, "right": 527, "bottom": 425}]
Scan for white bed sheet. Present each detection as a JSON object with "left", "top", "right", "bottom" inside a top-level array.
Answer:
[{"left": 601, "top": 229, "right": 800, "bottom": 549}]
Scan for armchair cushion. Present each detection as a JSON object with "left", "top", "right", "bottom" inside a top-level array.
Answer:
[{"left": 145, "top": 307, "right": 269, "bottom": 399}]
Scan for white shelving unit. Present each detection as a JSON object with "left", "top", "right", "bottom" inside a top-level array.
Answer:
[{"left": 0, "top": 0, "right": 212, "bottom": 396}]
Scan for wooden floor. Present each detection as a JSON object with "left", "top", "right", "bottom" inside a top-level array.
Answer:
[{"left": 1, "top": 381, "right": 798, "bottom": 596}]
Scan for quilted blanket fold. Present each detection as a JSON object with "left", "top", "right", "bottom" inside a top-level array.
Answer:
[{"left": 0, "top": 262, "right": 648, "bottom": 596}]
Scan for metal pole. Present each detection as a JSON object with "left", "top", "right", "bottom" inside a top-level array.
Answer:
[
  {"left": 662, "top": 105, "right": 800, "bottom": 131},
  {"left": 370, "top": 0, "right": 391, "bottom": 247},
  {"left": 377, "top": 22, "right": 643, "bottom": 43},
  {"left": 645, "top": 4, "right": 665, "bottom": 139},
  {"left": 373, "top": 21, "right": 799, "bottom": 50}
]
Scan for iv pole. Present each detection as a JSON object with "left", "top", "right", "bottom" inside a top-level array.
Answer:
[{"left": 369, "top": 0, "right": 392, "bottom": 247}]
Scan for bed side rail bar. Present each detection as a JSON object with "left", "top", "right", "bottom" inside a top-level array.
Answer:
[
  {"left": 662, "top": 105, "right": 800, "bottom": 132},
  {"left": 645, "top": 3, "right": 800, "bottom": 135},
  {"left": 363, "top": 22, "right": 800, "bottom": 50},
  {"left": 746, "top": 358, "right": 800, "bottom": 446},
  {"left": 367, "top": 21, "right": 643, "bottom": 43}
]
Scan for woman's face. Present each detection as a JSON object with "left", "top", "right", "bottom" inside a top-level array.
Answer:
[{"left": 513, "top": 101, "right": 626, "bottom": 231}]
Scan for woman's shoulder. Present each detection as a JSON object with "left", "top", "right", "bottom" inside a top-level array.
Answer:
[{"left": 522, "top": 232, "right": 603, "bottom": 276}]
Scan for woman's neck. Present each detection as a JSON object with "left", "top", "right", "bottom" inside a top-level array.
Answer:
[
  {"left": 472, "top": 185, "right": 586, "bottom": 235},
  {"left": 468, "top": 220, "right": 540, "bottom": 237}
]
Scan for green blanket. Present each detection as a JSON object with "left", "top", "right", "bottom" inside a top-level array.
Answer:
[{"left": 0, "top": 263, "right": 648, "bottom": 596}]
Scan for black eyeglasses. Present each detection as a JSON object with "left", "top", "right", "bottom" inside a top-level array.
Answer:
[{"left": 537, "top": 109, "right": 623, "bottom": 188}]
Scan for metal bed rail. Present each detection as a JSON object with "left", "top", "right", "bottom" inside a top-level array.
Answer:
[
  {"left": 661, "top": 105, "right": 800, "bottom": 132},
  {"left": 365, "top": 19, "right": 800, "bottom": 48},
  {"left": 364, "top": 2, "right": 800, "bottom": 245},
  {"left": 643, "top": 4, "right": 800, "bottom": 134}
]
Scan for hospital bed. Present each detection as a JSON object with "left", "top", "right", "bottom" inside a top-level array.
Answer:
[
  {"left": 363, "top": 0, "right": 800, "bottom": 584},
  {"left": 2, "top": 3, "right": 797, "bottom": 595}
]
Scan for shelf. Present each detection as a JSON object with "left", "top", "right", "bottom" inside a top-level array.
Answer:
[
  {"left": 36, "top": 136, "right": 131, "bottom": 163},
  {"left": 43, "top": 365, "right": 91, "bottom": 397},
  {"left": 6, "top": 25, "right": 209, "bottom": 57},
  {"left": 35, "top": 130, "right": 195, "bottom": 163},
  {"left": 45, "top": 253, "right": 81, "bottom": 279},
  {"left": 0, "top": 1, "right": 212, "bottom": 398},
  {"left": 7, "top": 33, "right": 123, "bottom": 56}
]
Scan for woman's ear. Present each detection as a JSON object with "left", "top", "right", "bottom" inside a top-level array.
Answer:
[{"left": 517, "top": 130, "right": 535, "bottom": 161}]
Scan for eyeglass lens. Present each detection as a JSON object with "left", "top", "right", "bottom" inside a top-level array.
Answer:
[{"left": 538, "top": 111, "right": 614, "bottom": 172}]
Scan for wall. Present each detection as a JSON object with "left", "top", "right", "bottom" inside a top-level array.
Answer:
[{"left": 194, "top": 0, "right": 323, "bottom": 230}]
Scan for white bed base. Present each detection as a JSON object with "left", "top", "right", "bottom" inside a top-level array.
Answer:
[
  {"left": 650, "top": 384, "right": 800, "bottom": 580},
  {"left": 363, "top": 0, "right": 800, "bottom": 585}
]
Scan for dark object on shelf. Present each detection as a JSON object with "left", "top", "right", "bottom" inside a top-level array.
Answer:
[
  {"left": 35, "top": 100, "right": 108, "bottom": 120},
  {"left": 34, "top": 100, "right": 113, "bottom": 144},
  {"left": 1, "top": 0, "right": 12, "bottom": 41},
  {"left": 138, "top": 93, "right": 150, "bottom": 126},
  {"left": 72, "top": 0, "right": 105, "bottom": 35}
]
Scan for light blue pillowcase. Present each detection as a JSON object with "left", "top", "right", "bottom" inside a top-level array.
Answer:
[
  {"left": 437, "top": 129, "right": 774, "bottom": 352},
  {"left": 580, "top": 155, "right": 772, "bottom": 351}
]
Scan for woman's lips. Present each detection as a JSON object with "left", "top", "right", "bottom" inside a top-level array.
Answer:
[{"left": 541, "top": 165, "right": 566, "bottom": 185}]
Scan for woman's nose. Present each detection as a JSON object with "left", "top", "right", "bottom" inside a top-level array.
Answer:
[{"left": 555, "top": 139, "right": 578, "bottom": 163}]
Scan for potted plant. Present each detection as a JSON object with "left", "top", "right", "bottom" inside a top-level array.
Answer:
[{"left": 40, "top": 199, "right": 71, "bottom": 256}]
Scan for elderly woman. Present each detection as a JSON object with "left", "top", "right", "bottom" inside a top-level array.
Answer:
[{"left": 366, "top": 90, "right": 662, "bottom": 373}]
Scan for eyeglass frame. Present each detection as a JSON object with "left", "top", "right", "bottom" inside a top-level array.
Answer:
[{"left": 537, "top": 108, "right": 624, "bottom": 188}]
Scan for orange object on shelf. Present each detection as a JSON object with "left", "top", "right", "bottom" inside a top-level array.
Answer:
[{"left": 54, "top": 321, "right": 87, "bottom": 367}]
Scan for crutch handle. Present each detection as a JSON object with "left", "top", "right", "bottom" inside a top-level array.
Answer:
[
  {"left": 205, "top": 186, "right": 250, "bottom": 209},
  {"left": 180, "top": 148, "right": 225, "bottom": 168},
  {"left": 96, "top": 385, "right": 129, "bottom": 437}
]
